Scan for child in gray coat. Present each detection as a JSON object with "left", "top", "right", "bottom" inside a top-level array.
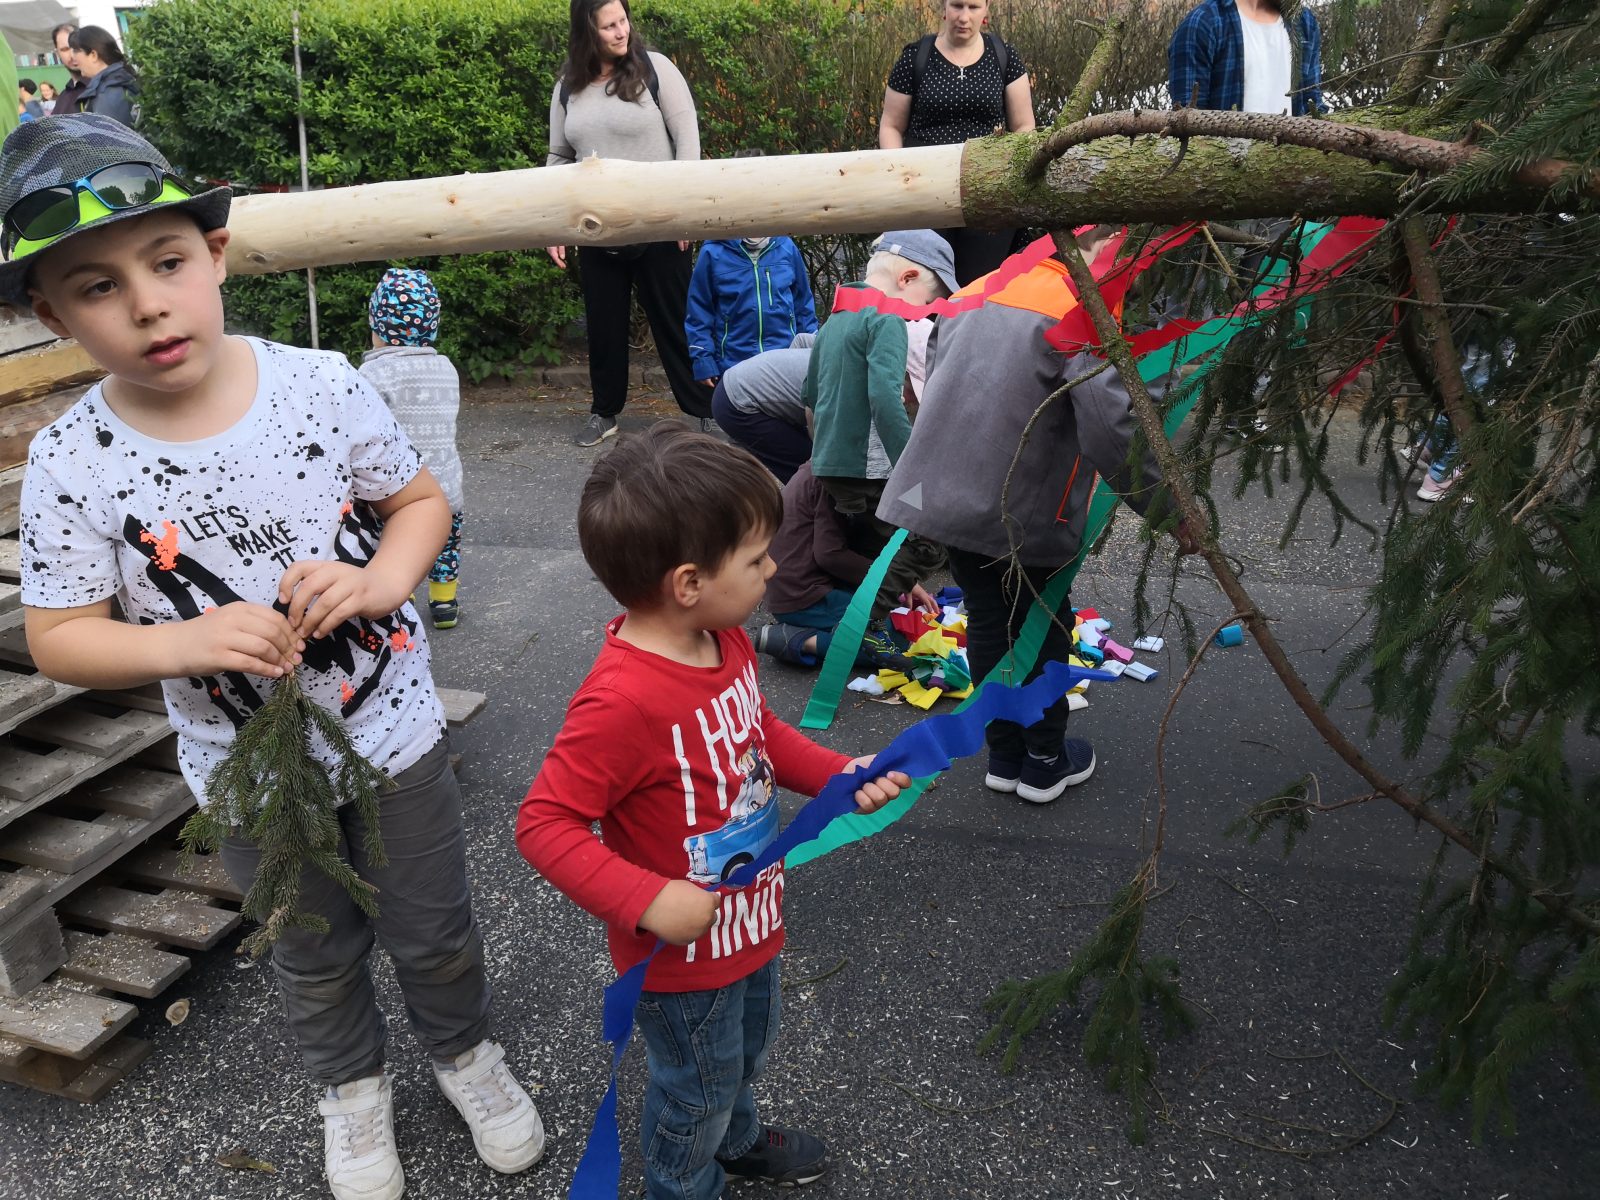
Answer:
[{"left": 359, "top": 269, "right": 467, "bottom": 628}]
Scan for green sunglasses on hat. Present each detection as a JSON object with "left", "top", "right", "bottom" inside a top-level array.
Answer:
[{"left": 0, "top": 114, "right": 231, "bottom": 308}]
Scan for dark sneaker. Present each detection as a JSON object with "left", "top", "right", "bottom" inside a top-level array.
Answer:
[
  {"left": 752, "top": 622, "right": 817, "bottom": 668},
  {"left": 984, "top": 752, "right": 1023, "bottom": 794},
  {"left": 1015, "top": 738, "right": 1096, "bottom": 804},
  {"left": 857, "top": 624, "right": 914, "bottom": 672},
  {"left": 717, "top": 1125, "right": 829, "bottom": 1187},
  {"left": 429, "top": 599, "right": 459, "bottom": 629},
  {"left": 574, "top": 414, "right": 617, "bottom": 447}
]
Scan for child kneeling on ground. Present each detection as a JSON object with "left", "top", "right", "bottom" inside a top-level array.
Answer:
[
  {"left": 359, "top": 267, "right": 467, "bottom": 629},
  {"left": 2, "top": 115, "right": 542, "bottom": 1200},
  {"left": 517, "top": 423, "right": 909, "bottom": 1200}
]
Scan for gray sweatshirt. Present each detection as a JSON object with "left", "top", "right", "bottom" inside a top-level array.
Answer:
[
  {"left": 546, "top": 52, "right": 700, "bottom": 166},
  {"left": 357, "top": 346, "right": 465, "bottom": 513},
  {"left": 877, "top": 266, "right": 1170, "bottom": 565}
]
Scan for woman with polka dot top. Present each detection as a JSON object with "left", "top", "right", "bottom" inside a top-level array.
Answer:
[{"left": 878, "top": 0, "right": 1035, "bottom": 286}]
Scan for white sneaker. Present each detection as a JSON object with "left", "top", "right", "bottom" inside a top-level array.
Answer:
[
  {"left": 319, "top": 1074, "right": 404, "bottom": 1200},
  {"left": 433, "top": 1040, "right": 545, "bottom": 1173}
]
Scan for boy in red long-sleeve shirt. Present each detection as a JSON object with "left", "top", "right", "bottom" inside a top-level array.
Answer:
[{"left": 517, "top": 423, "right": 909, "bottom": 1200}]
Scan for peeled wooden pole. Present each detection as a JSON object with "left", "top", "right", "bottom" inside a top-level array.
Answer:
[
  {"left": 224, "top": 132, "right": 1565, "bottom": 276},
  {"left": 226, "top": 147, "right": 965, "bottom": 274}
]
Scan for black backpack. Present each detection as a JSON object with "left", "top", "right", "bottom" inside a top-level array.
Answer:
[
  {"left": 557, "top": 55, "right": 673, "bottom": 155},
  {"left": 910, "top": 32, "right": 1010, "bottom": 129}
]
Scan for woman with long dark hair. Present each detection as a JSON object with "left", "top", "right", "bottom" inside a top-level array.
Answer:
[
  {"left": 69, "top": 26, "right": 140, "bottom": 128},
  {"left": 877, "top": 0, "right": 1034, "bottom": 286},
  {"left": 546, "top": 0, "right": 706, "bottom": 447}
]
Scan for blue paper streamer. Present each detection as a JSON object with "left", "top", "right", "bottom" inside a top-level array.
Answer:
[{"left": 568, "top": 658, "right": 1114, "bottom": 1199}]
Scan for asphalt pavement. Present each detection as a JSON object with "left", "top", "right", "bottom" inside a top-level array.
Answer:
[{"left": 2, "top": 385, "right": 1595, "bottom": 1200}]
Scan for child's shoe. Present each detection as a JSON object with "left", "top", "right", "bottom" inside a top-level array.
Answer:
[
  {"left": 717, "top": 1125, "right": 830, "bottom": 1187},
  {"left": 1416, "top": 468, "right": 1461, "bottom": 503},
  {"left": 983, "top": 752, "right": 1023, "bottom": 794},
  {"left": 857, "top": 622, "right": 914, "bottom": 673},
  {"left": 428, "top": 580, "right": 459, "bottom": 629},
  {"left": 1015, "top": 738, "right": 1097, "bottom": 804},
  {"left": 433, "top": 1040, "right": 545, "bottom": 1174},
  {"left": 319, "top": 1074, "right": 404, "bottom": 1200},
  {"left": 752, "top": 622, "right": 818, "bottom": 667}
]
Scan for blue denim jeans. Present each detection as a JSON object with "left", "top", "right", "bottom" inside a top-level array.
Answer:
[{"left": 635, "top": 958, "right": 781, "bottom": 1200}]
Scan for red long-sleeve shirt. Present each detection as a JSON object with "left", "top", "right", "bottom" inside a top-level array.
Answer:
[{"left": 517, "top": 618, "right": 851, "bottom": 992}]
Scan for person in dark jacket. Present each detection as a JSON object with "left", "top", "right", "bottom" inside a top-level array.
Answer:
[
  {"left": 49, "top": 24, "right": 87, "bottom": 117},
  {"left": 685, "top": 235, "right": 818, "bottom": 387},
  {"left": 69, "top": 26, "right": 140, "bottom": 128}
]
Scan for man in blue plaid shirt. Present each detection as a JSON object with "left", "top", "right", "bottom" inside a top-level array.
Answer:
[{"left": 1168, "top": 0, "right": 1324, "bottom": 116}]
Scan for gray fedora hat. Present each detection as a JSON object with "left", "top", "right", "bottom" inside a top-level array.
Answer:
[{"left": 0, "top": 114, "right": 231, "bottom": 309}]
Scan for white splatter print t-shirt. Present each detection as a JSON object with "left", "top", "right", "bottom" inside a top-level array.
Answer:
[{"left": 20, "top": 337, "right": 447, "bottom": 804}]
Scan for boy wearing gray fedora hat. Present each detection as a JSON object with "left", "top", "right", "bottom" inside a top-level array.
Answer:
[{"left": 2, "top": 114, "right": 544, "bottom": 1200}]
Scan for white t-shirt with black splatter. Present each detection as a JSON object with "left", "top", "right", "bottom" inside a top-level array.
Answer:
[{"left": 20, "top": 337, "right": 447, "bottom": 805}]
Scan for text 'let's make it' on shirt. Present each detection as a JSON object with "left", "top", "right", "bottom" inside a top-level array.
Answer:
[
  {"left": 517, "top": 620, "right": 851, "bottom": 992},
  {"left": 20, "top": 337, "right": 447, "bottom": 803}
]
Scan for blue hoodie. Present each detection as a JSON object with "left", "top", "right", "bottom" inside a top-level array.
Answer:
[{"left": 685, "top": 237, "right": 819, "bottom": 381}]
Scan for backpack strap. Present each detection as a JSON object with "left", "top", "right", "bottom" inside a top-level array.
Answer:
[
  {"left": 558, "top": 55, "right": 674, "bottom": 156},
  {"left": 911, "top": 33, "right": 1010, "bottom": 130},
  {"left": 909, "top": 33, "right": 937, "bottom": 127}
]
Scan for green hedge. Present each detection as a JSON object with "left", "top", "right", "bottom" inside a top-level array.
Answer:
[{"left": 127, "top": 0, "right": 1118, "bottom": 374}]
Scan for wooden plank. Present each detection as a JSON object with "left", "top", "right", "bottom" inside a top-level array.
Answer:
[
  {"left": 0, "top": 677, "right": 81, "bottom": 740},
  {"left": 0, "top": 979, "right": 135, "bottom": 1059},
  {"left": 0, "top": 538, "right": 16, "bottom": 583},
  {"left": 0, "top": 812, "right": 135, "bottom": 874},
  {"left": 17, "top": 704, "right": 168, "bottom": 758},
  {"left": 0, "top": 387, "right": 89, "bottom": 472},
  {"left": 0, "top": 720, "right": 179, "bottom": 834},
  {"left": 0, "top": 316, "right": 60, "bottom": 356},
  {"left": 71, "top": 764, "right": 191, "bottom": 821},
  {"left": 0, "top": 341, "right": 102, "bottom": 409},
  {"left": 118, "top": 844, "right": 241, "bottom": 903},
  {"left": 0, "top": 909, "right": 65, "bottom": 998},
  {"left": 0, "top": 872, "right": 45, "bottom": 926},
  {"left": 0, "top": 793, "right": 193, "bottom": 934},
  {"left": 0, "top": 465, "right": 22, "bottom": 538},
  {"left": 57, "top": 931, "right": 189, "bottom": 1000},
  {"left": 0, "top": 743, "right": 93, "bottom": 802},
  {"left": 438, "top": 687, "right": 486, "bottom": 727},
  {"left": 0, "top": 1033, "right": 151, "bottom": 1103},
  {"left": 57, "top": 885, "right": 240, "bottom": 952},
  {"left": 0, "top": 672, "right": 54, "bottom": 723}
]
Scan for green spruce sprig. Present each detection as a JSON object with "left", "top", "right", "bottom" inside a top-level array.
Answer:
[{"left": 181, "top": 673, "right": 391, "bottom": 957}]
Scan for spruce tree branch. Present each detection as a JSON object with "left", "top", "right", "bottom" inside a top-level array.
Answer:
[
  {"left": 1388, "top": 0, "right": 1459, "bottom": 107},
  {"left": 1051, "top": 0, "right": 1139, "bottom": 130},
  {"left": 1022, "top": 108, "right": 1600, "bottom": 199},
  {"left": 1506, "top": 350, "right": 1599, "bottom": 525},
  {"left": 1430, "top": 0, "right": 1574, "bottom": 121},
  {"left": 1474, "top": 0, "right": 1571, "bottom": 81},
  {"left": 1399, "top": 217, "right": 1477, "bottom": 440},
  {"left": 1051, "top": 231, "right": 1600, "bottom": 942}
]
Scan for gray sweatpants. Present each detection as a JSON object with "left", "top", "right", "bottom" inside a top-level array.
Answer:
[{"left": 221, "top": 736, "right": 492, "bottom": 1086}]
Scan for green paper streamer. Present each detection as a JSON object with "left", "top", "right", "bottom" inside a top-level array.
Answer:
[{"left": 798, "top": 528, "right": 909, "bottom": 729}]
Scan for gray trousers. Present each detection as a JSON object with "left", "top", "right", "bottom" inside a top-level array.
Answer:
[{"left": 221, "top": 736, "right": 492, "bottom": 1086}]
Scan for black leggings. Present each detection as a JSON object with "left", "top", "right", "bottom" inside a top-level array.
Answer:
[
  {"left": 577, "top": 243, "right": 707, "bottom": 419},
  {"left": 946, "top": 546, "right": 1076, "bottom": 759}
]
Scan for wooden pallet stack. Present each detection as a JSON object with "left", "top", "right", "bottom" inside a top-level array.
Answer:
[{"left": 0, "top": 316, "right": 488, "bottom": 1102}]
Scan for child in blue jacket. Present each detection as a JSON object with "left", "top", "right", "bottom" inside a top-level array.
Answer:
[{"left": 685, "top": 234, "right": 818, "bottom": 388}]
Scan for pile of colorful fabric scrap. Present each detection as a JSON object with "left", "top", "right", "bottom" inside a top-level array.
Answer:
[{"left": 846, "top": 596, "right": 1162, "bottom": 710}]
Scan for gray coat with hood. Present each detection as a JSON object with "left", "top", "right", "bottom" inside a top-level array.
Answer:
[{"left": 876, "top": 260, "right": 1171, "bottom": 566}]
